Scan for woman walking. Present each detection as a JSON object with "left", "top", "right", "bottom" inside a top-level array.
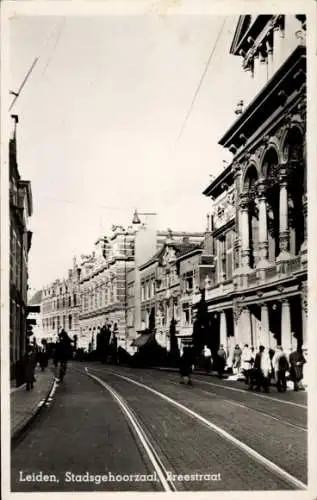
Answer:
[{"left": 23, "top": 344, "right": 37, "bottom": 391}]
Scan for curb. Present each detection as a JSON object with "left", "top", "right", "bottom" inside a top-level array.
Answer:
[{"left": 11, "top": 377, "right": 57, "bottom": 445}]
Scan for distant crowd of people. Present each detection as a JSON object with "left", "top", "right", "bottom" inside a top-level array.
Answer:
[
  {"left": 21, "top": 329, "right": 73, "bottom": 391},
  {"left": 178, "top": 342, "right": 306, "bottom": 392}
]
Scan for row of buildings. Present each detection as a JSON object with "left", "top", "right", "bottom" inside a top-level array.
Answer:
[
  {"left": 40, "top": 14, "right": 308, "bottom": 363},
  {"left": 9, "top": 115, "right": 36, "bottom": 380}
]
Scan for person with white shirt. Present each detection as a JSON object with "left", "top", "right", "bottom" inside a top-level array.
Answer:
[{"left": 202, "top": 345, "right": 212, "bottom": 373}]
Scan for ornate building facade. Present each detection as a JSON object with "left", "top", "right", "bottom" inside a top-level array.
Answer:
[
  {"left": 9, "top": 116, "right": 33, "bottom": 379},
  {"left": 135, "top": 232, "right": 206, "bottom": 351},
  {"left": 195, "top": 15, "right": 307, "bottom": 362},
  {"left": 78, "top": 227, "right": 135, "bottom": 351},
  {"left": 41, "top": 257, "right": 81, "bottom": 343}
]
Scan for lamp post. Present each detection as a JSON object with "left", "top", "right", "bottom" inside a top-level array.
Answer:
[{"left": 124, "top": 230, "right": 127, "bottom": 351}]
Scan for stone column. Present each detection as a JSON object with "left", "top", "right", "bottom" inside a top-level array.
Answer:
[
  {"left": 219, "top": 310, "right": 228, "bottom": 353},
  {"left": 239, "top": 192, "right": 250, "bottom": 269},
  {"left": 284, "top": 15, "right": 302, "bottom": 55},
  {"left": 300, "top": 193, "right": 307, "bottom": 264},
  {"left": 233, "top": 164, "right": 242, "bottom": 278},
  {"left": 260, "top": 303, "right": 271, "bottom": 348},
  {"left": 266, "top": 35, "right": 273, "bottom": 79},
  {"left": 253, "top": 53, "right": 262, "bottom": 94},
  {"left": 277, "top": 166, "right": 292, "bottom": 262},
  {"left": 235, "top": 306, "right": 252, "bottom": 347},
  {"left": 259, "top": 57, "right": 268, "bottom": 85},
  {"left": 281, "top": 299, "right": 292, "bottom": 352},
  {"left": 256, "top": 178, "right": 270, "bottom": 267},
  {"left": 272, "top": 19, "right": 285, "bottom": 73}
]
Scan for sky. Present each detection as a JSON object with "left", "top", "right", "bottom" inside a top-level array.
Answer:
[{"left": 9, "top": 12, "right": 255, "bottom": 292}]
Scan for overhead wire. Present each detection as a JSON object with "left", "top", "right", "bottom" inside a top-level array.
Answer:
[
  {"left": 174, "top": 17, "right": 227, "bottom": 148},
  {"left": 41, "top": 18, "right": 66, "bottom": 77},
  {"left": 9, "top": 19, "right": 64, "bottom": 111}
]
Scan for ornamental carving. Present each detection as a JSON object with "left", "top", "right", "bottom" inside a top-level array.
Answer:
[
  {"left": 233, "top": 300, "right": 243, "bottom": 324},
  {"left": 213, "top": 187, "right": 236, "bottom": 230}
]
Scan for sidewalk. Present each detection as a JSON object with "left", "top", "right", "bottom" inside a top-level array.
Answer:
[
  {"left": 154, "top": 366, "right": 307, "bottom": 391},
  {"left": 11, "top": 365, "right": 56, "bottom": 440}
]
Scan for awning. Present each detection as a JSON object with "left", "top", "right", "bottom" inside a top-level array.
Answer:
[
  {"left": 131, "top": 332, "right": 155, "bottom": 348},
  {"left": 27, "top": 305, "right": 40, "bottom": 314}
]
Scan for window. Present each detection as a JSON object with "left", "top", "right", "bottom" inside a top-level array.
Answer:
[
  {"left": 141, "top": 285, "right": 145, "bottom": 301},
  {"left": 73, "top": 294, "right": 77, "bottom": 306},
  {"left": 68, "top": 296, "right": 71, "bottom": 307},
  {"left": 182, "top": 303, "right": 192, "bottom": 326},
  {"left": 69, "top": 315, "right": 72, "bottom": 330},
  {"left": 226, "top": 231, "right": 234, "bottom": 280}
]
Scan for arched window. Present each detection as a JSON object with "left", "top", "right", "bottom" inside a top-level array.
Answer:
[
  {"left": 262, "top": 149, "right": 280, "bottom": 260},
  {"left": 284, "top": 127, "right": 305, "bottom": 254}
]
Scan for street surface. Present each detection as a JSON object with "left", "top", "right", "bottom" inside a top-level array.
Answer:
[{"left": 11, "top": 362, "right": 307, "bottom": 492}]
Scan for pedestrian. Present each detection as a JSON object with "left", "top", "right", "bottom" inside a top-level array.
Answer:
[
  {"left": 216, "top": 344, "right": 227, "bottom": 379},
  {"left": 202, "top": 345, "right": 212, "bottom": 373},
  {"left": 38, "top": 348, "right": 48, "bottom": 372},
  {"left": 273, "top": 346, "right": 289, "bottom": 392},
  {"left": 232, "top": 344, "right": 242, "bottom": 375},
  {"left": 289, "top": 346, "right": 306, "bottom": 391},
  {"left": 251, "top": 345, "right": 271, "bottom": 392},
  {"left": 179, "top": 347, "right": 193, "bottom": 385},
  {"left": 241, "top": 344, "right": 254, "bottom": 384},
  {"left": 54, "top": 329, "right": 73, "bottom": 382},
  {"left": 23, "top": 344, "right": 37, "bottom": 391}
]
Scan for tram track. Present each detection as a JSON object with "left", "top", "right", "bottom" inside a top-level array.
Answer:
[
  {"left": 139, "top": 373, "right": 307, "bottom": 432},
  {"left": 84, "top": 365, "right": 307, "bottom": 491},
  {"left": 148, "top": 369, "right": 308, "bottom": 430},
  {"left": 85, "top": 368, "right": 177, "bottom": 492}
]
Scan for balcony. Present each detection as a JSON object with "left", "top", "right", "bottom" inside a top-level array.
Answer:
[{"left": 241, "top": 254, "right": 306, "bottom": 289}]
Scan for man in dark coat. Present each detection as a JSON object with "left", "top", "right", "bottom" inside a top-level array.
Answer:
[
  {"left": 23, "top": 344, "right": 37, "bottom": 391},
  {"left": 54, "top": 330, "right": 73, "bottom": 381},
  {"left": 273, "top": 346, "right": 289, "bottom": 392},
  {"left": 289, "top": 347, "right": 306, "bottom": 391},
  {"left": 179, "top": 347, "right": 193, "bottom": 385},
  {"left": 217, "top": 344, "right": 227, "bottom": 379}
]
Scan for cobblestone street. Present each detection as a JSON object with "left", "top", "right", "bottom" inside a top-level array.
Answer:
[{"left": 11, "top": 362, "right": 307, "bottom": 492}]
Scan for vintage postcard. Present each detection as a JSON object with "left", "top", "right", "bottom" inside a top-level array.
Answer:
[{"left": 1, "top": 0, "right": 316, "bottom": 499}]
